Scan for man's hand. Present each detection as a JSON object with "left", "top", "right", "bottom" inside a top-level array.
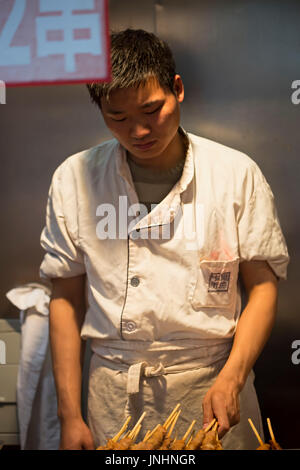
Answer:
[
  {"left": 201, "top": 260, "right": 278, "bottom": 438},
  {"left": 202, "top": 376, "right": 241, "bottom": 438},
  {"left": 59, "top": 417, "right": 95, "bottom": 450}
]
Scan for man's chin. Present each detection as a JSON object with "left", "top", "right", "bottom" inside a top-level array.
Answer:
[{"left": 128, "top": 147, "right": 162, "bottom": 162}]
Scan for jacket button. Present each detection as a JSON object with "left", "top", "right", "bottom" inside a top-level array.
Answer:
[
  {"left": 130, "top": 230, "right": 140, "bottom": 240},
  {"left": 126, "top": 321, "right": 136, "bottom": 332},
  {"left": 130, "top": 276, "right": 140, "bottom": 287}
]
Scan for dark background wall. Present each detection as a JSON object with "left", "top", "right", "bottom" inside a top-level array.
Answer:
[{"left": 0, "top": 0, "right": 299, "bottom": 448}]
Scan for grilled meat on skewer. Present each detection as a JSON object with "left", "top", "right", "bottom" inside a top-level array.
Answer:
[
  {"left": 269, "top": 440, "right": 282, "bottom": 450},
  {"left": 201, "top": 430, "right": 222, "bottom": 450},
  {"left": 185, "top": 429, "right": 205, "bottom": 450},
  {"left": 96, "top": 438, "right": 116, "bottom": 450},
  {"left": 112, "top": 436, "right": 133, "bottom": 450},
  {"left": 131, "top": 424, "right": 166, "bottom": 450},
  {"left": 256, "top": 443, "right": 271, "bottom": 450},
  {"left": 169, "top": 439, "right": 186, "bottom": 450},
  {"left": 159, "top": 436, "right": 174, "bottom": 449}
]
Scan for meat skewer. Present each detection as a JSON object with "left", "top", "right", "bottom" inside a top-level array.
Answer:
[
  {"left": 163, "top": 403, "right": 181, "bottom": 429},
  {"left": 248, "top": 418, "right": 271, "bottom": 450},
  {"left": 96, "top": 416, "right": 132, "bottom": 450},
  {"left": 97, "top": 410, "right": 284, "bottom": 451},
  {"left": 113, "top": 412, "right": 146, "bottom": 449},
  {"left": 159, "top": 409, "right": 181, "bottom": 449},
  {"left": 169, "top": 419, "right": 196, "bottom": 450},
  {"left": 267, "top": 418, "right": 282, "bottom": 450},
  {"left": 131, "top": 424, "right": 166, "bottom": 449},
  {"left": 97, "top": 413, "right": 146, "bottom": 450},
  {"left": 131, "top": 404, "right": 182, "bottom": 450},
  {"left": 185, "top": 418, "right": 216, "bottom": 450},
  {"left": 256, "top": 443, "right": 271, "bottom": 451},
  {"left": 200, "top": 422, "right": 223, "bottom": 450},
  {"left": 143, "top": 430, "right": 151, "bottom": 442},
  {"left": 185, "top": 432, "right": 195, "bottom": 448},
  {"left": 112, "top": 433, "right": 135, "bottom": 450}
]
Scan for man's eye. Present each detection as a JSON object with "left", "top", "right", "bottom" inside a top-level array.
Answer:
[
  {"left": 146, "top": 106, "right": 162, "bottom": 115},
  {"left": 111, "top": 117, "right": 126, "bottom": 122}
]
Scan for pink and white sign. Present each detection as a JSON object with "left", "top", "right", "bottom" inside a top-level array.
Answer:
[{"left": 0, "top": 0, "right": 111, "bottom": 85}]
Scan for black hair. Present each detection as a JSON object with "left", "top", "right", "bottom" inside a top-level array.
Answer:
[{"left": 86, "top": 29, "right": 176, "bottom": 108}]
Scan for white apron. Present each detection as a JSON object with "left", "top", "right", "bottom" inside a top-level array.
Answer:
[{"left": 87, "top": 339, "right": 263, "bottom": 450}]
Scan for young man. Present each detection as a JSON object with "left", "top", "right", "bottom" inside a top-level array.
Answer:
[{"left": 40, "top": 29, "right": 289, "bottom": 450}]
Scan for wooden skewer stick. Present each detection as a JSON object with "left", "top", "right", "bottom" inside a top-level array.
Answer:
[
  {"left": 131, "top": 424, "right": 142, "bottom": 443},
  {"left": 186, "top": 431, "right": 195, "bottom": 447},
  {"left": 167, "top": 410, "right": 181, "bottom": 438},
  {"left": 143, "top": 430, "right": 151, "bottom": 442},
  {"left": 164, "top": 403, "right": 181, "bottom": 429},
  {"left": 183, "top": 420, "right": 196, "bottom": 442},
  {"left": 248, "top": 418, "right": 264, "bottom": 446},
  {"left": 145, "top": 424, "right": 161, "bottom": 441},
  {"left": 166, "top": 410, "right": 179, "bottom": 432},
  {"left": 128, "top": 412, "right": 146, "bottom": 439},
  {"left": 212, "top": 421, "right": 219, "bottom": 432},
  {"left": 124, "top": 430, "right": 131, "bottom": 438},
  {"left": 267, "top": 418, "right": 276, "bottom": 444},
  {"left": 203, "top": 418, "right": 216, "bottom": 433},
  {"left": 112, "top": 416, "right": 132, "bottom": 442}
]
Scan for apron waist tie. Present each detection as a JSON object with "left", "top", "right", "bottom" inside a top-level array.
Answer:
[{"left": 127, "top": 361, "right": 166, "bottom": 394}]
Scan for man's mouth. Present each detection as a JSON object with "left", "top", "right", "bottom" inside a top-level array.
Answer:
[{"left": 133, "top": 140, "right": 156, "bottom": 151}]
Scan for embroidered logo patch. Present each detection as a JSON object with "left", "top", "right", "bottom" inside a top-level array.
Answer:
[{"left": 208, "top": 272, "right": 231, "bottom": 292}]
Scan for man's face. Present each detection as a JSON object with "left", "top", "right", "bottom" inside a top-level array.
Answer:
[{"left": 100, "top": 75, "right": 184, "bottom": 165}]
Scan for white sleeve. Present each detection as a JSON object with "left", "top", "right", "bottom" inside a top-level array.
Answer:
[
  {"left": 237, "top": 162, "right": 289, "bottom": 280},
  {"left": 39, "top": 163, "right": 86, "bottom": 279}
]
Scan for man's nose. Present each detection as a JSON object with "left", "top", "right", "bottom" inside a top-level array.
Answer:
[{"left": 130, "top": 121, "right": 151, "bottom": 140}]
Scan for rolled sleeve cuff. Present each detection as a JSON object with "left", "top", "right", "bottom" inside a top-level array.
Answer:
[
  {"left": 267, "top": 255, "right": 290, "bottom": 281},
  {"left": 39, "top": 252, "right": 86, "bottom": 280}
]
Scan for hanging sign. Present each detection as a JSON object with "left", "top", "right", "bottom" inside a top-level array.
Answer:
[{"left": 0, "top": 0, "right": 110, "bottom": 85}]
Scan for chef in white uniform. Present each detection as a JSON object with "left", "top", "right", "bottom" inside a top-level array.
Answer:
[{"left": 39, "top": 29, "right": 289, "bottom": 450}]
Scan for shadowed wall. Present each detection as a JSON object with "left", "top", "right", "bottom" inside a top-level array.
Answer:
[{"left": 0, "top": 0, "right": 299, "bottom": 448}]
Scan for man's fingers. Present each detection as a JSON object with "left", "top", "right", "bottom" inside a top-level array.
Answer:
[
  {"left": 82, "top": 427, "right": 96, "bottom": 450},
  {"left": 217, "top": 419, "right": 230, "bottom": 439},
  {"left": 210, "top": 396, "right": 230, "bottom": 438},
  {"left": 85, "top": 435, "right": 96, "bottom": 450},
  {"left": 202, "top": 385, "right": 241, "bottom": 439},
  {"left": 202, "top": 390, "right": 240, "bottom": 438},
  {"left": 217, "top": 412, "right": 240, "bottom": 438},
  {"left": 84, "top": 440, "right": 96, "bottom": 450},
  {"left": 202, "top": 394, "right": 214, "bottom": 429}
]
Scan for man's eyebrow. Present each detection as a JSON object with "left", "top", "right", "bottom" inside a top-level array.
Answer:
[
  {"left": 106, "top": 100, "right": 164, "bottom": 115},
  {"left": 140, "top": 99, "right": 164, "bottom": 109},
  {"left": 106, "top": 108, "right": 125, "bottom": 115}
]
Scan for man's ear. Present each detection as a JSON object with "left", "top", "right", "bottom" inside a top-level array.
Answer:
[{"left": 173, "top": 74, "right": 184, "bottom": 102}]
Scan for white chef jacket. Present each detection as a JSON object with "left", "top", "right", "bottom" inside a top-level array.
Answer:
[{"left": 40, "top": 131, "right": 289, "bottom": 348}]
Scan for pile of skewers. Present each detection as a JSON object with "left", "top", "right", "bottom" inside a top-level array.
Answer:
[
  {"left": 248, "top": 417, "right": 282, "bottom": 450},
  {"left": 96, "top": 404, "right": 223, "bottom": 450}
]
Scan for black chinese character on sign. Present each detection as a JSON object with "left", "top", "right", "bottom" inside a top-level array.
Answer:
[{"left": 208, "top": 272, "right": 231, "bottom": 292}]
